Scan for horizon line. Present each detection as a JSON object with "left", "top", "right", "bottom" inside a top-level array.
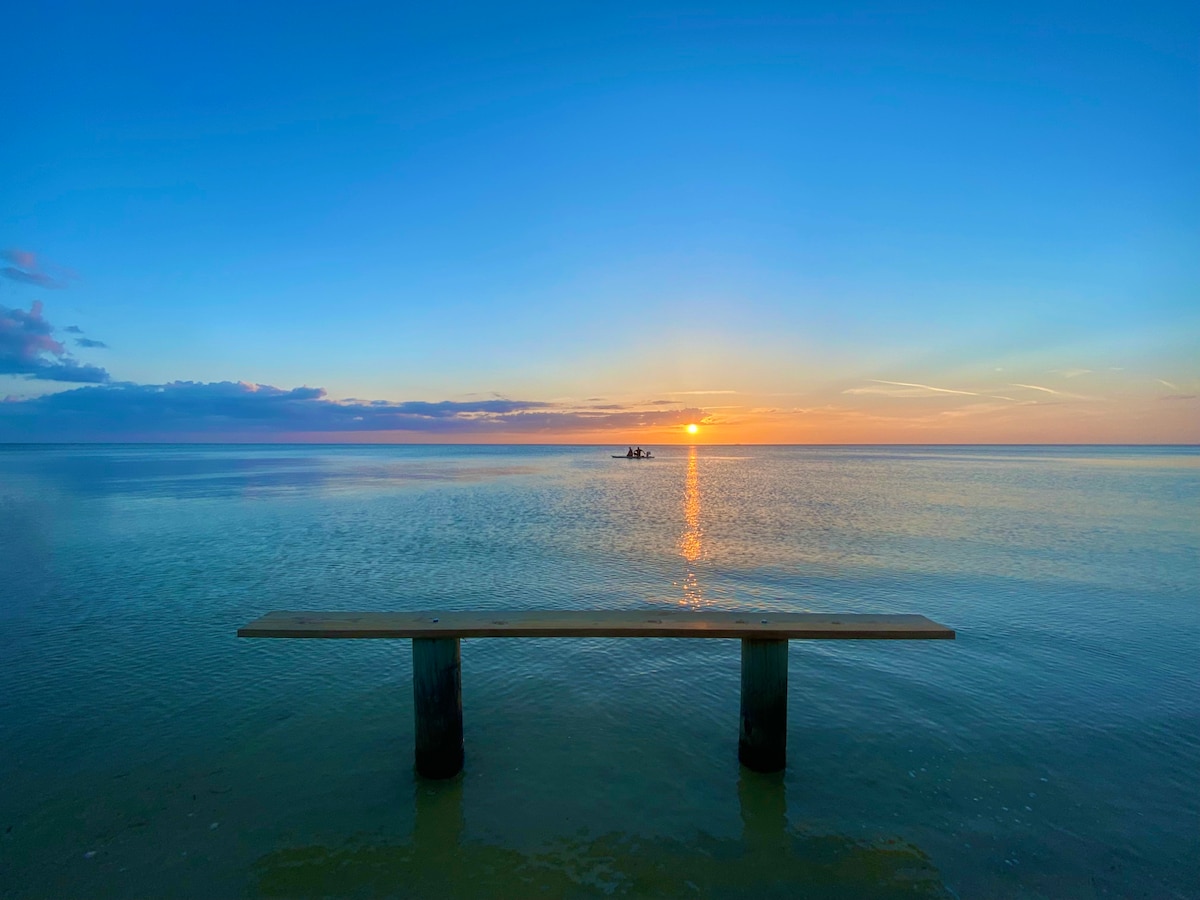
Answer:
[{"left": 2, "top": 441, "right": 1197, "bottom": 449}]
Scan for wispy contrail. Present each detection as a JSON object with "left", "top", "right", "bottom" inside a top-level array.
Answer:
[
  {"left": 1011, "top": 383, "right": 1093, "bottom": 400},
  {"left": 871, "top": 380, "right": 979, "bottom": 396}
]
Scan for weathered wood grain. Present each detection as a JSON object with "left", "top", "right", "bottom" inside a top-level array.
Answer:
[{"left": 238, "top": 610, "right": 955, "bottom": 640}]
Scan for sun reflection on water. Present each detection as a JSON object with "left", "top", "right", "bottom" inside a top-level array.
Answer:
[{"left": 678, "top": 448, "right": 706, "bottom": 606}]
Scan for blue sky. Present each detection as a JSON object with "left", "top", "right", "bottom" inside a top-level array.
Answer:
[{"left": 3, "top": 1, "right": 1197, "bottom": 441}]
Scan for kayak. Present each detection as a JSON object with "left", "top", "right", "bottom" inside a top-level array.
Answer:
[{"left": 612, "top": 454, "right": 654, "bottom": 459}]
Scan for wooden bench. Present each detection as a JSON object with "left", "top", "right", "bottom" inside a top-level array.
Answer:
[{"left": 238, "top": 610, "right": 955, "bottom": 778}]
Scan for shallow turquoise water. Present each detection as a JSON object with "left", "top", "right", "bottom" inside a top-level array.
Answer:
[{"left": 1, "top": 444, "right": 1197, "bottom": 898}]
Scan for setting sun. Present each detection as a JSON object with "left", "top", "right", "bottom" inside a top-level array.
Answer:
[{"left": 686, "top": 423, "right": 699, "bottom": 435}]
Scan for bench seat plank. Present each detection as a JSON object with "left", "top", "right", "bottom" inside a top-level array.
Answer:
[{"left": 238, "top": 610, "right": 954, "bottom": 640}]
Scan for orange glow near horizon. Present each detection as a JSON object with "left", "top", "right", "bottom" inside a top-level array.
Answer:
[{"left": 281, "top": 380, "right": 1200, "bottom": 445}]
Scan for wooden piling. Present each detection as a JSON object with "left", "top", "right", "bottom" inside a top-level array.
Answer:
[
  {"left": 413, "top": 637, "right": 463, "bottom": 778},
  {"left": 240, "top": 610, "right": 954, "bottom": 778},
  {"left": 738, "top": 638, "right": 788, "bottom": 773}
]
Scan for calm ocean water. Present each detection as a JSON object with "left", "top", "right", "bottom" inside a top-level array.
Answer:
[{"left": 1, "top": 444, "right": 1197, "bottom": 898}]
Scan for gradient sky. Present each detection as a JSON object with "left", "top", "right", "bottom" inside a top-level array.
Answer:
[{"left": 3, "top": 1, "right": 1197, "bottom": 442}]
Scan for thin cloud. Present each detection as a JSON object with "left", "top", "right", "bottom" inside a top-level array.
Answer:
[
  {"left": 76, "top": 338, "right": 108, "bottom": 349},
  {"left": 844, "top": 380, "right": 1019, "bottom": 403},
  {"left": 3, "top": 249, "right": 37, "bottom": 269},
  {"left": 931, "top": 402, "right": 1017, "bottom": 420},
  {"left": 1010, "top": 383, "right": 1091, "bottom": 400},
  {"left": 1052, "top": 368, "right": 1091, "bottom": 378},
  {"left": 844, "top": 386, "right": 920, "bottom": 397},
  {"left": 1, "top": 249, "right": 75, "bottom": 289},
  {"left": 1, "top": 268, "right": 63, "bottom": 288},
  {"left": 845, "top": 380, "right": 977, "bottom": 398},
  {"left": 665, "top": 389, "right": 739, "bottom": 395},
  {"left": 1012, "top": 383, "right": 1059, "bottom": 394},
  {"left": 871, "top": 380, "right": 979, "bottom": 396},
  {"left": 1156, "top": 379, "right": 1180, "bottom": 391}
]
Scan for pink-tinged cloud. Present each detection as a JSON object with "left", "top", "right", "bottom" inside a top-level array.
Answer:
[
  {"left": 2, "top": 249, "right": 37, "bottom": 270},
  {"left": 1, "top": 249, "right": 76, "bottom": 289},
  {"left": 0, "top": 301, "right": 110, "bottom": 383}
]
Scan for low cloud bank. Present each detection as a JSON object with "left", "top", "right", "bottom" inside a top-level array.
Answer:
[{"left": 0, "top": 380, "right": 705, "bottom": 440}]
